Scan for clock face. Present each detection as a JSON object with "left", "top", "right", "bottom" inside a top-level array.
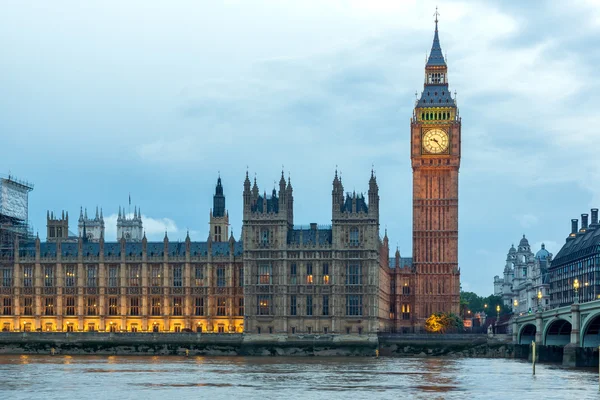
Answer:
[{"left": 422, "top": 129, "right": 449, "bottom": 154}]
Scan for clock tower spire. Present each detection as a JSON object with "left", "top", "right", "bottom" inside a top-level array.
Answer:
[{"left": 411, "top": 11, "right": 461, "bottom": 326}]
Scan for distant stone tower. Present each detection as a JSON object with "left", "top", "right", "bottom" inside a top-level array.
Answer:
[
  {"left": 117, "top": 205, "right": 143, "bottom": 242},
  {"left": 209, "top": 176, "right": 229, "bottom": 242},
  {"left": 46, "top": 210, "right": 68, "bottom": 242},
  {"left": 77, "top": 206, "right": 105, "bottom": 242}
]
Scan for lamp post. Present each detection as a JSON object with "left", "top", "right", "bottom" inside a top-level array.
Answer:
[
  {"left": 513, "top": 299, "right": 518, "bottom": 314},
  {"left": 574, "top": 278, "right": 580, "bottom": 304},
  {"left": 537, "top": 290, "right": 542, "bottom": 312},
  {"left": 496, "top": 305, "right": 500, "bottom": 321}
]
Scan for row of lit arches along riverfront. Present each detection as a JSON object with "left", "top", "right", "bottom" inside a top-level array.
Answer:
[{"left": 514, "top": 298, "right": 600, "bottom": 366}]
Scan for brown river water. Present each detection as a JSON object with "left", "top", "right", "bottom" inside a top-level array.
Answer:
[{"left": 0, "top": 355, "right": 597, "bottom": 399}]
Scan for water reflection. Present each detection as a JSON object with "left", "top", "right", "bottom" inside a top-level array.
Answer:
[{"left": 0, "top": 356, "right": 597, "bottom": 399}]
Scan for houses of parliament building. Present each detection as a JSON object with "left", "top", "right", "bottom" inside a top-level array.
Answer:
[{"left": 0, "top": 18, "right": 461, "bottom": 335}]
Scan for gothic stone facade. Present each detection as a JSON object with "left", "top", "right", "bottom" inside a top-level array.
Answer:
[
  {"left": 0, "top": 181, "right": 244, "bottom": 334},
  {"left": 242, "top": 171, "right": 391, "bottom": 335}
]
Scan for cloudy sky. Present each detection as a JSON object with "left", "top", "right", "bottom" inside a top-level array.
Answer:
[{"left": 2, "top": 0, "right": 599, "bottom": 296}]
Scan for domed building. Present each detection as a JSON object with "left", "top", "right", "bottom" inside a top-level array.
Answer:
[{"left": 493, "top": 235, "right": 551, "bottom": 314}]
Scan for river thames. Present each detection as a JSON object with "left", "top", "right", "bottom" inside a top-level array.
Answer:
[{"left": 0, "top": 355, "right": 597, "bottom": 399}]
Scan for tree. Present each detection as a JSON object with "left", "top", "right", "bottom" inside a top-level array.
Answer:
[
  {"left": 425, "top": 312, "right": 464, "bottom": 333},
  {"left": 460, "top": 291, "right": 509, "bottom": 317}
]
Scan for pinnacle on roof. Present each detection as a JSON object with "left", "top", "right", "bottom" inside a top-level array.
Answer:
[{"left": 426, "top": 7, "right": 446, "bottom": 67}]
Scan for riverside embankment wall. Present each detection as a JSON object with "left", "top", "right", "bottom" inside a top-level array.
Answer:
[{"left": 0, "top": 332, "right": 516, "bottom": 357}]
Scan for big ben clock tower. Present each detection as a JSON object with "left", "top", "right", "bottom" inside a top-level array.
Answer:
[{"left": 411, "top": 12, "right": 461, "bottom": 324}]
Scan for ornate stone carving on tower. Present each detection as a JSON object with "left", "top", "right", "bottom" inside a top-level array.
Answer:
[
  {"left": 46, "top": 210, "right": 69, "bottom": 242},
  {"left": 411, "top": 12, "right": 461, "bottom": 321},
  {"left": 209, "top": 176, "right": 229, "bottom": 242},
  {"left": 117, "top": 204, "right": 143, "bottom": 242},
  {"left": 77, "top": 206, "right": 105, "bottom": 242}
]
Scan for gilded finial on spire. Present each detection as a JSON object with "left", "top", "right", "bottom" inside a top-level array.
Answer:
[{"left": 434, "top": 6, "right": 440, "bottom": 25}]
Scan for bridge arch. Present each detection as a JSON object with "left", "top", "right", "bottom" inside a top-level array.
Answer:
[
  {"left": 543, "top": 318, "right": 572, "bottom": 346},
  {"left": 518, "top": 323, "right": 536, "bottom": 345},
  {"left": 581, "top": 312, "right": 600, "bottom": 347}
]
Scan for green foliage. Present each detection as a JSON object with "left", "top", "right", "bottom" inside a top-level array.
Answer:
[
  {"left": 460, "top": 291, "right": 509, "bottom": 317},
  {"left": 425, "top": 312, "right": 464, "bottom": 333}
]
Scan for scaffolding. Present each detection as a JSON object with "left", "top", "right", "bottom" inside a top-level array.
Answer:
[{"left": 0, "top": 174, "right": 35, "bottom": 260}]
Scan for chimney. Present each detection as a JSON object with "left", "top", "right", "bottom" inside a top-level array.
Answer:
[
  {"left": 571, "top": 219, "right": 578, "bottom": 235},
  {"left": 310, "top": 223, "right": 317, "bottom": 231},
  {"left": 581, "top": 214, "right": 589, "bottom": 230},
  {"left": 592, "top": 208, "right": 599, "bottom": 226}
]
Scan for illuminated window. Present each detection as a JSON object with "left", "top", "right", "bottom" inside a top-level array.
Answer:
[
  {"left": 194, "top": 297, "right": 204, "bottom": 316},
  {"left": 402, "top": 304, "right": 410, "bottom": 320},
  {"left": 216, "top": 297, "right": 226, "bottom": 316},
  {"left": 217, "top": 267, "right": 226, "bottom": 287},
  {"left": 66, "top": 324, "right": 74, "bottom": 332},
  {"left": 23, "top": 297, "right": 33, "bottom": 315},
  {"left": 23, "top": 266, "right": 33, "bottom": 287},
  {"left": 322, "top": 263, "right": 330, "bottom": 284},
  {"left": 173, "top": 265, "right": 182, "bottom": 287},
  {"left": 346, "top": 295, "right": 362, "bottom": 316},
  {"left": 130, "top": 324, "right": 138, "bottom": 333},
  {"left": 87, "top": 323, "right": 96, "bottom": 332},
  {"left": 65, "top": 265, "right": 76, "bottom": 287},
  {"left": 322, "top": 295, "right": 329, "bottom": 316},
  {"left": 258, "top": 265, "right": 272, "bottom": 285},
  {"left": 174, "top": 324, "right": 181, "bottom": 333},
  {"left": 173, "top": 297, "right": 183, "bottom": 316},
  {"left": 86, "top": 298, "right": 97, "bottom": 317},
  {"left": 44, "top": 297, "right": 54, "bottom": 315},
  {"left": 151, "top": 297, "right": 161, "bottom": 316},
  {"left": 65, "top": 296, "right": 75, "bottom": 316},
  {"left": 306, "top": 263, "right": 313, "bottom": 284},
  {"left": 129, "top": 266, "right": 140, "bottom": 287},
  {"left": 217, "top": 324, "right": 225, "bottom": 333},
  {"left": 290, "top": 295, "right": 297, "bottom": 316},
  {"left": 108, "top": 297, "right": 118, "bottom": 316},
  {"left": 44, "top": 266, "right": 54, "bottom": 287},
  {"left": 257, "top": 295, "right": 272, "bottom": 315}
]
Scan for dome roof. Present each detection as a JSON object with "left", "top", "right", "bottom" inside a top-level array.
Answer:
[
  {"left": 519, "top": 235, "right": 529, "bottom": 247},
  {"left": 508, "top": 244, "right": 516, "bottom": 253},
  {"left": 536, "top": 243, "right": 550, "bottom": 260}
]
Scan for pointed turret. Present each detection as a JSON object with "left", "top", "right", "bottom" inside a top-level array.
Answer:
[
  {"left": 426, "top": 10, "right": 446, "bottom": 67},
  {"left": 79, "top": 207, "right": 83, "bottom": 222},
  {"left": 82, "top": 222, "right": 88, "bottom": 243},
  {"left": 95, "top": 206, "right": 99, "bottom": 220},
  {"left": 213, "top": 176, "right": 226, "bottom": 217}
]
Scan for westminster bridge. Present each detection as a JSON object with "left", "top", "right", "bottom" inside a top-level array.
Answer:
[{"left": 513, "top": 298, "right": 600, "bottom": 366}]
